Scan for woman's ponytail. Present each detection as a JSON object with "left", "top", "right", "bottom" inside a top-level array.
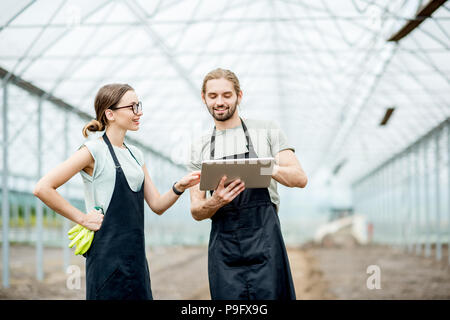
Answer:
[{"left": 82, "top": 119, "right": 104, "bottom": 137}]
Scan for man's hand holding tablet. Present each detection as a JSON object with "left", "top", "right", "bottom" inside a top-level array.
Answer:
[{"left": 210, "top": 175, "right": 246, "bottom": 206}]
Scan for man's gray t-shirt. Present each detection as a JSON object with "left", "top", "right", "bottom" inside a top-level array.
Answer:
[{"left": 187, "top": 118, "right": 295, "bottom": 212}]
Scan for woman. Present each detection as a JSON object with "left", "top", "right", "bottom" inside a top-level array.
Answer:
[{"left": 33, "top": 83, "right": 200, "bottom": 300}]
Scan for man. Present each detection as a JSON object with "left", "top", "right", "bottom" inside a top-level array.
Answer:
[{"left": 187, "top": 68, "right": 307, "bottom": 300}]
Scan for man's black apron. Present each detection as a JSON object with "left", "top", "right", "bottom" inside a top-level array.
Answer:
[
  {"left": 85, "top": 133, "right": 152, "bottom": 300},
  {"left": 208, "top": 118, "right": 296, "bottom": 300}
]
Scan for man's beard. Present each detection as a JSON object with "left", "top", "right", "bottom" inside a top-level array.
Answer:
[{"left": 207, "top": 98, "right": 238, "bottom": 122}]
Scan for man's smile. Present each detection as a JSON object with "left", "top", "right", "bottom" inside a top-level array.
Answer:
[{"left": 214, "top": 106, "right": 229, "bottom": 114}]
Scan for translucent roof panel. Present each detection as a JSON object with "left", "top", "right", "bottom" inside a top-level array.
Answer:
[{"left": 1, "top": 0, "right": 449, "bottom": 186}]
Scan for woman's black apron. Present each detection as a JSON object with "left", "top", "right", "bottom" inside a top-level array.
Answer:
[
  {"left": 85, "top": 133, "right": 152, "bottom": 300},
  {"left": 208, "top": 118, "right": 296, "bottom": 300}
]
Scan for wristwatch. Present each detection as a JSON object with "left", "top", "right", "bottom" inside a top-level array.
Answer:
[{"left": 172, "top": 182, "right": 184, "bottom": 195}]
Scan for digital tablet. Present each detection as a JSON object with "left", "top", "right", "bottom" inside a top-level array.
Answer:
[{"left": 199, "top": 157, "right": 275, "bottom": 191}]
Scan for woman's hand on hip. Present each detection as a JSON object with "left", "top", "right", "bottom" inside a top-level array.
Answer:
[{"left": 81, "top": 208, "right": 104, "bottom": 231}]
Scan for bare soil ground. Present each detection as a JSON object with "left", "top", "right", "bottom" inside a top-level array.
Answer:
[
  {"left": 304, "top": 244, "right": 450, "bottom": 299},
  {"left": 0, "top": 244, "right": 449, "bottom": 300}
]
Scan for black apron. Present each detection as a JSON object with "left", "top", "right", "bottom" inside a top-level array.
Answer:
[
  {"left": 208, "top": 118, "right": 296, "bottom": 300},
  {"left": 85, "top": 133, "right": 152, "bottom": 300}
]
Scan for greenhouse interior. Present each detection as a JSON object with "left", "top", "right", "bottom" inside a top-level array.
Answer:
[{"left": 0, "top": 0, "right": 449, "bottom": 300}]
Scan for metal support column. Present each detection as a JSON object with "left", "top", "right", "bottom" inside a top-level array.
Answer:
[
  {"left": 389, "top": 160, "right": 394, "bottom": 247},
  {"left": 404, "top": 149, "right": 414, "bottom": 253},
  {"left": 447, "top": 123, "right": 450, "bottom": 265},
  {"left": 390, "top": 159, "right": 396, "bottom": 247},
  {"left": 397, "top": 156, "right": 402, "bottom": 248},
  {"left": 376, "top": 170, "right": 382, "bottom": 243},
  {"left": 382, "top": 165, "right": 387, "bottom": 244},
  {"left": 35, "top": 97, "right": 43, "bottom": 281},
  {"left": 25, "top": 202, "right": 31, "bottom": 241},
  {"left": 62, "top": 111, "right": 70, "bottom": 271},
  {"left": 424, "top": 139, "right": 431, "bottom": 258},
  {"left": 415, "top": 142, "right": 422, "bottom": 256},
  {"left": 2, "top": 80, "right": 10, "bottom": 288},
  {"left": 435, "top": 128, "right": 441, "bottom": 261},
  {"left": 399, "top": 155, "right": 403, "bottom": 250},
  {"left": 407, "top": 150, "right": 414, "bottom": 253}
]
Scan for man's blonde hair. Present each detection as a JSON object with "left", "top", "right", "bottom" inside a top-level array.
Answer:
[{"left": 202, "top": 68, "right": 241, "bottom": 95}]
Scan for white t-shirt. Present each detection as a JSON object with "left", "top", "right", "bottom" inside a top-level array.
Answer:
[
  {"left": 79, "top": 137, "right": 145, "bottom": 215},
  {"left": 187, "top": 118, "right": 295, "bottom": 211}
]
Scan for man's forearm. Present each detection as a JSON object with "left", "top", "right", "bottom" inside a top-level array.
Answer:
[
  {"left": 272, "top": 164, "right": 308, "bottom": 188},
  {"left": 191, "top": 197, "right": 223, "bottom": 221}
]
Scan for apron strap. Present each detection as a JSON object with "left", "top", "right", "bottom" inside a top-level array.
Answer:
[
  {"left": 210, "top": 132, "right": 216, "bottom": 159},
  {"left": 102, "top": 133, "right": 121, "bottom": 169},
  {"left": 123, "top": 142, "right": 141, "bottom": 166},
  {"left": 240, "top": 119, "right": 256, "bottom": 158},
  {"left": 210, "top": 117, "right": 256, "bottom": 160}
]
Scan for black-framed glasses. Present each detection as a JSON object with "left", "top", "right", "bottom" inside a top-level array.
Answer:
[{"left": 110, "top": 101, "right": 142, "bottom": 115}]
